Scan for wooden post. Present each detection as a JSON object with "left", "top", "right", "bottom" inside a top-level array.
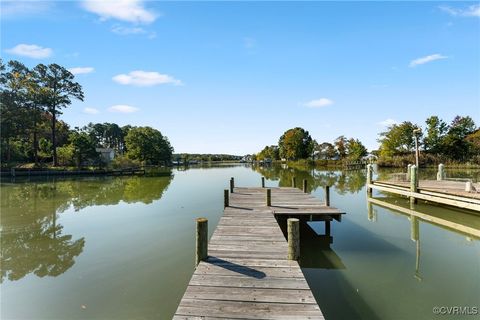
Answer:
[
  {"left": 366, "top": 164, "right": 373, "bottom": 195},
  {"left": 196, "top": 218, "right": 208, "bottom": 266},
  {"left": 303, "top": 179, "right": 308, "bottom": 193},
  {"left": 325, "top": 220, "right": 331, "bottom": 236},
  {"left": 287, "top": 218, "right": 300, "bottom": 260},
  {"left": 291, "top": 177, "right": 296, "bottom": 188},
  {"left": 465, "top": 181, "right": 473, "bottom": 193},
  {"left": 410, "top": 216, "right": 419, "bottom": 242},
  {"left": 261, "top": 177, "right": 265, "bottom": 188},
  {"left": 230, "top": 177, "right": 234, "bottom": 193},
  {"left": 437, "top": 164, "right": 444, "bottom": 181},
  {"left": 224, "top": 189, "right": 229, "bottom": 207},
  {"left": 266, "top": 188, "right": 271, "bottom": 206},
  {"left": 407, "top": 164, "right": 412, "bottom": 182},
  {"left": 11, "top": 168, "right": 15, "bottom": 177},
  {"left": 410, "top": 165, "right": 417, "bottom": 205},
  {"left": 324, "top": 186, "right": 330, "bottom": 206}
]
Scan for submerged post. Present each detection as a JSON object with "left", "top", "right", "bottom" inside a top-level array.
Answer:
[
  {"left": 287, "top": 218, "right": 300, "bottom": 260},
  {"left": 325, "top": 220, "right": 331, "bottom": 236},
  {"left": 291, "top": 177, "right": 297, "bottom": 188},
  {"left": 303, "top": 179, "right": 308, "bottom": 193},
  {"left": 366, "top": 164, "right": 373, "bottom": 195},
  {"left": 266, "top": 188, "right": 271, "bottom": 206},
  {"left": 437, "top": 164, "right": 445, "bottom": 181},
  {"left": 224, "top": 189, "right": 229, "bottom": 207},
  {"left": 261, "top": 177, "right": 265, "bottom": 188},
  {"left": 196, "top": 218, "right": 208, "bottom": 266},
  {"left": 407, "top": 164, "right": 412, "bottom": 182},
  {"left": 325, "top": 185, "right": 330, "bottom": 206},
  {"left": 410, "top": 165, "right": 418, "bottom": 205},
  {"left": 410, "top": 216, "right": 419, "bottom": 242},
  {"left": 230, "top": 177, "right": 234, "bottom": 193}
]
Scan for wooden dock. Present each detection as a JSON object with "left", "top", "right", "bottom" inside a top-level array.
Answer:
[{"left": 174, "top": 185, "right": 345, "bottom": 319}]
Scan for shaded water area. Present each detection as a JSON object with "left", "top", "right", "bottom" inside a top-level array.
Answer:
[{"left": 1, "top": 164, "right": 479, "bottom": 319}]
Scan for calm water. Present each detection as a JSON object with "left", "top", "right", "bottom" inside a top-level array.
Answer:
[{"left": 1, "top": 165, "right": 479, "bottom": 320}]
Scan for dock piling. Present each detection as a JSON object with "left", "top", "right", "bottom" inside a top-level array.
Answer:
[
  {"left": 287, "top": 218, "right": 300, "bottom": 260},
  {"left": 437, "top": 164, "right": 445, "bottom": 181},
  {"left": 407, "top": 164, "right": 412, "bottom": 182},
  {"left": 261, "top": 177, "right": 265, "bottom": 188},
  {"left": 366, "top": 164, "right": 373, "bottom": 195},
  {"left": 325, "top": 220, "right": 331, "bottom": 236},
  {"left": 266, "top": 188, "right": 271, "bottom": 206},
  {"left": 325, "top": 186, "right": 330, "bottom": 206},
  {"left": 303, "top": 179, "right": 308, "bottom": 193},
  {"left": 291, "top": 177, "right": 297, "bottom": 188},
  {"left": 411, "top": 216, "right": 419, "bottom": 241},
  {"left": 410, "top": 165, "right": 418, "bottom": 205},
  {"left": 196, "top": 218, "right": 208, "bottom": 266},
  {"left": 224, "top": 189, "right": 229, "bottom": 208},
  {"left": 230, "top": 177, "right": 234, "bottom": 193}
]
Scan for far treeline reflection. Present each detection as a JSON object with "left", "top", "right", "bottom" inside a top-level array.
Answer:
[
  {"left": 0, "top": 172, "right": 173, "bottom": 283},
  {"left": 252, "top": 164, "right": 366, "bottom": 194}
]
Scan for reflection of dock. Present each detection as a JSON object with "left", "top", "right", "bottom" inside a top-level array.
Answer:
[
  {"left": 175, "top": 185, "right": 345, "bottom": 319},
  {"left": 367, "top": 196, "right": 480, "bottom": 239}
]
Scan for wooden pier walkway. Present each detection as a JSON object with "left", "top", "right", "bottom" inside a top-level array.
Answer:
[{"left": 174, "top": 186, "right": 345, "bottom": 319}]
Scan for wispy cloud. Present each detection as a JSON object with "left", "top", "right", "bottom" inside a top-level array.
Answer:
[
  {"left": 113, "top": 70, "right": 182, "bottom": 86},
  {"left": 5, "top": 44, "right": 52, "bottom": 59},
  {"left": 81, "top": 0, "right": 157, "bottom": 24},
  {"left": 111, "top": 25, "right": 146, "bottom": 35},
  {"left": 83, "top": 107, "right": 100, "bottom": 114},
  {"left": 439, "top": 4, "right": 480, "bottom": 17},
  {"left": 68, "top": 67, "right": 94, "bottom": 75},
  {"left": 0, "top": 0, "right": 53, "bottom": 17},
  {"left": 108, "top": 105, "right": 139, "bottom": 113},
  {"left": 304, "top": 98, "right": 334, "bottom": 108},
  {"left": 409, "top": 54, "right": 448, "bottom": 67},
  {"left": 378, "top": 119, "right": 397, "bottom": 127}
]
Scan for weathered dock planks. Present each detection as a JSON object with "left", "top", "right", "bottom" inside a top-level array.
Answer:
[{"left": 174, "top": 187, "right": 344, "bottom": 319}]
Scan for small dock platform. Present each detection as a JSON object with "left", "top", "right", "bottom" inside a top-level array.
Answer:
[{"left": 174, "top": 185, "right": 345, "bottom": 319}]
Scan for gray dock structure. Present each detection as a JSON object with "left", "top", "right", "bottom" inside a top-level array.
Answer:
[{"left": 174, "top": 185, "right": 345, "bottom": 319}]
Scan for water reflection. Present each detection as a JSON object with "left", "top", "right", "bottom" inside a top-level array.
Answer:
[
  {"left": 0, "top": 173, "right": 173, "bottom": 282},
  {"left": 252, "top": 163, "right": 366, "bottom": 194}
]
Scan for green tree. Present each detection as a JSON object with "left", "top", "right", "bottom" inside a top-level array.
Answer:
[
  {"left": 334, "top": 136, "right": 347, "bottom": 159},
  {"left": 316, "top": 142, "right": 337, "bottom": 160},
  {"left": 378, "top": 121, "right": 421, "bottom": 157},
  {"left": 257, "top": 145, "right": 280, "bottom": 160},
  {"left": 125, "top": 126, "right": 173, "bottom": 164},
  {"left": 69, "top": 130, "right": 99, "bottom": 167},
  {"left": 278, "top": 127, "right": 313, "bottom": 160},
  {"left": 346, "top": 138, "right": 368, "bottom": 160},
  {"left": 441, "top": 116, "right": 476, "bottom": 161},
  {"left": 424, "top": 116, "right": 448, "bottom": 154},
  {"left": 34, "top": 64, "right": 84, "bottom": 166}
]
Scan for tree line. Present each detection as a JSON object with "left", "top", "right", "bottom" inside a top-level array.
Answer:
[
  {"left": 254, "top": 127, "right": 368, "bottom": 162},
  {"left": 0, "top": 60, "right": 173, "bottom": 167},
  {"left": 377, "top": 115, "right": 479, "bottom": 166}
]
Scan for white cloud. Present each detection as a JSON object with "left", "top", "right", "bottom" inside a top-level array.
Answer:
[
  {"left": 439, "top": 4, "right": 480, "bottom": 17},
  {"left": 6, "top": 44, "right": 52, "bottom": 59},
  {"left": 113, "top": 70, "right": 182, "bottom": 86},
  {"left": 68, "top": 67, "right": 95, "bottom": 75},
  {"left": 379, "top": 119, "right": 397, "bottom": 127},
  {"left": 82, "top": 0, "right": 157, "bottom": 24},
  {"left": 409, "top": 54, "right": 448, "bottom": 67},
  {"left": 304, "top": 98, "right": 334, "bottom": 108},
  {"left": 111, "top": 25, "right": 146, "bottom": 35},
  {"left": 1, "top": 1, "right": 53, "bottom": 17},
  {"left": 108, "top": 105, "right": 139, "bottom": 113},
  {"left": 83, "top": 107, "right": 100, "bottom": 114}
]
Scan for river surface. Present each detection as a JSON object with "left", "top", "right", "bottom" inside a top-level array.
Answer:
[{"left": 1, "top": 164, "right": 479, "bottom": 320}]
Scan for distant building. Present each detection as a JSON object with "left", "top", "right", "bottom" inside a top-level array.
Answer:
[{"left": 96, "top": 148, "right": 115, "bottom": 163}]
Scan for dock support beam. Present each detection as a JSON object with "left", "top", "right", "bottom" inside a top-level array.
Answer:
[
  {"left": 266, "top": 188, "right": 271, "bottom": 206},
  {"left": 224, "top": 189, "right": 229, "bottom": 208},
  {"left": 366, "top": 164, "right": 373, "bottom": 195},
  {"left": 291, "top": 177, "right": 297, "bottom": 188},
  {"left": 303, "top": 179, "right": 308, "bottom": 193},
  {"left": 407, "top": 164, "right": 412, "bottom": 182},
  {"left": 325, "top": 186, "right": 330, "bottom": 206},
  {"left": 287, "top": 218, "right": 300, "bottom": 260},
  {"left": 261, "top": 177, "right": 265, "bottom": 188},
  {"left": 325, "top": 220, "right": 331, "bottom": 236},
  {"left": 437, "top": 164, "right": 445, "bottom": 181},
  {"left": 410, "top": 165, "right": 418, "bottom": 205},
  {"left": 196, "top": 218, "right": 208, "bottom": 266},
  {"left": 230, "top": 177, "right": 234, "bottom": 193}
]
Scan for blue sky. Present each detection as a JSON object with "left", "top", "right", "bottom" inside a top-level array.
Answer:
[{"left": 1, "top": 1, "right": 479, "bottom": 154}]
